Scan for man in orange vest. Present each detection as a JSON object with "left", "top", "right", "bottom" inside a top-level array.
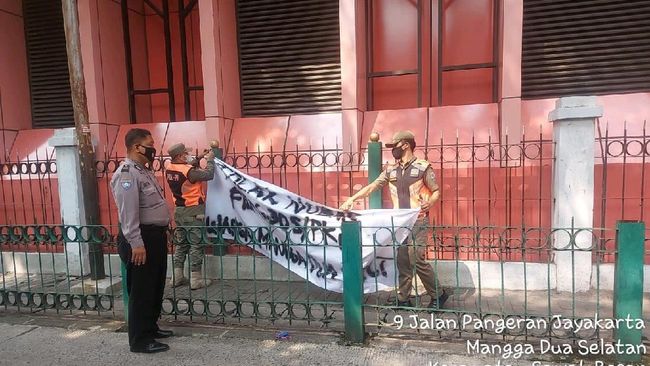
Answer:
[
  {"left": 166, "top": 143, "right": 215, "bottom": 290},
  {"left": 340, "top": 131, "right": 448, "bottom": 309}
]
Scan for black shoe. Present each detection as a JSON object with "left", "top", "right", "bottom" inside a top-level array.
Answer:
[
  {"left": 153, "top": 329, "right": 174, "bottom": 339},
  {"left": 396, "top": 300, "right": 412, "bottom": 307},
  {"left": 428, "top": 292, "right": 449, "bottom": 309},
  {"left": 130, "top": 341, "right": 170, "bottom": 354}
]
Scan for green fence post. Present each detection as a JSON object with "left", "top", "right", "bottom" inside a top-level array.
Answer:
[
  {"left": 341, "top": 220, "right": 365, "bottom": 343},
  {"left": 211, "top": 140, "right": 223, "bottom": 161},
  {"left": 120, "top": 261, "right": 128, "bottom": 321},
  {"left": 367, "top": 132, "right": 382, "bottom": 209},
  {"left": 117, "top": 223, "right": 129, "bottom": 321},
  {"left": 614, "top": 220, "right": 644, "bottom": 363}
]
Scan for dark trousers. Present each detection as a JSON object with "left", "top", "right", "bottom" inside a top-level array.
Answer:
[{"left": 118, "top": 225, "right": 168, "bottom": 348}]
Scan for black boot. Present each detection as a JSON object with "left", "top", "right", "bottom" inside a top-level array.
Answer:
[{"left": 428, "top": 292, "right": 449, "bottom": 310}]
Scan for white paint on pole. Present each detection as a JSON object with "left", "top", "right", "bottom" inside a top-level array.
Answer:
[
  {"left": 48, "top": 128, "right": 90, "bottom": 276},
  {"left": 549, "top": 96, "right": 603, "bottom": 292}
]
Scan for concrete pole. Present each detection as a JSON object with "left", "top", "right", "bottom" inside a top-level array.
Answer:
[
  {"left": 48, "top": 128, "right": 90, "bottom": 277},
  {"left": 61, "top": 0, "right": 104, "bottom": 279},
  {"left": 548, "top": 96, "right": 603, "bottom": 292}
]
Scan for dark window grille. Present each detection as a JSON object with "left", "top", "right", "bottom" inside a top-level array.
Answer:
[
  {"left": 365, "top": 0, "right": 499, "bottom": 110},
  {"left": 522, "top": 0, "right": 650, "bottom": 99},
  {"left": 23, "top": 0, "right": 74, "bottom": 128},
  {"left": 236, "top": 0, "right": 342, "bottom": 117}
]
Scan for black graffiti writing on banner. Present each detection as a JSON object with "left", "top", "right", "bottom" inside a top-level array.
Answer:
[
  {"left": 302, "top": 216, "right": 337, "bottom": 244},
  {"left": 205, "top": 215, "right": 339, "bottom": 280},
  {"left": 285, "top": 197, "right": 332, "bottom": 215},
  {"left": 223, "top": 166, "right": 247, "bottom": 186},
  {"left": 221, "top": 163, "right": 277, "bottom": 207},
  {"left": 221, "top": 160, "right": 358, "bottom": 223},
  {"left": 214, "top": 161, "right": 346, "bottom": 279},
  {"left": 363, "top": 260, "right": 388, "bottom": 280},
  {"left": 205, "top": 215, "right": 244, "bottom": 237},
  {"left": 263, "top": 238, "right": 338, "bottom": 280},
  {"left": 285, "top": 196, "right": 360, "bottom": 222},
  {"left": 247, "top": 183, "right": 279, "bottom": 205},
  {"left": 207, "top": 214, "right": 278, "bottom": 247},
  {"left": 230, "top": 187, "right": 260, "bottom": 212},
  {"left": 230, "top": 186, "right": 339, "bottom": 246},
  {"left": 207, "top": 213, "right": 389, "bottom": 282}
]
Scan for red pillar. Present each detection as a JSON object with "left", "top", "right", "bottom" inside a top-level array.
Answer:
[
  {"left": 340, "top": 0, "right": 367, "bottom": 154},
  {"left": 498, "top": 0, "right": 524, "bottom": 145},
  {"left": 199, "top": 0, "right": 241, "bottom": 148}
]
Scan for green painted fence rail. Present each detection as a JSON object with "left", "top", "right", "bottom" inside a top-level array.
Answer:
[{"left": 0, "top": 223, "right": 647, "bottom": 353}]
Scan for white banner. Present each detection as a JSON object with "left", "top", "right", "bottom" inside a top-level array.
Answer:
[{"left": 205, "top": 159, "right": 420, "bottom": 293}]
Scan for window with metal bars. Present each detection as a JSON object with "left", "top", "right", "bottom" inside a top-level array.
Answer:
[
  {"left": 365, "top": 0, "right": 499, "bottom": 110},
  {"left": 236, "top": 0, "right": 342, "bottom": 117},
  {"left": 522, "top": 0, "right": 650, "bottom": 99},
  {"left": 23, "top": 0, "right": 74, "bottom": 129}
]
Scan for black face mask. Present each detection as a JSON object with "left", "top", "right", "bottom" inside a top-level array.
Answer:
[
  {"left": 138, "top": 145, "right": 156, "bottom": 162},
  {"left": 391, "top": 146, "right": 405, "bottom": 160}
]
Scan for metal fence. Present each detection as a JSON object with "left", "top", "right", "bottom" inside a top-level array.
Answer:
[
  {"left": 5, "top": 123, "right": 650, "bottom": 266},
  {"left": 223, "top": 142, "right": 369, "bottom": 211},
  {"left": 0, "top": 225, "right": 117, "bottom": 316},
  {"left": 0, "top": 224, "right": 346, "bottom": 328},
  {"left": 422, "top": 130, "right": 554, "bottom": 232},
  {"left": 0, "top": 152, "right": 60, "bottom": 226},
  {"left": 595, "top": 121, "right": 650, "bottom": 263},
  {"left": 1, "top": 221, "right": 646, "bottom": 348},
  {"left": 363, "top": 224, "right": 620, "bottom": 341},
  {"left": 1, "top": 130, "right": 555, "bottom": 263}
]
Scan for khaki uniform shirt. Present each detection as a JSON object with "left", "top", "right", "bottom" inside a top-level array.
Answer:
[
  {"left": 110, "top": 158, "right": 170, "bottom": 249},
  {"left": 372, "top": 157, "right": 439, "bottom": 210}
]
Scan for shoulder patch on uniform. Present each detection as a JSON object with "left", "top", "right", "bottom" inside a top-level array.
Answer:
[
  {"left": 121, "top": 164, "right": 130, "bottom": 173},
  {"left": 121, "top": 181, "right": 133, "bottom": 191},
  {"left": 413, "top": 159, "right": 431, "bottom": 171}
]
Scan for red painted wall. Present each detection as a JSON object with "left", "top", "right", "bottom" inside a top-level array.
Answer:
[
  {"left": 96, "top": 0, "right": 131, "bottom": 126},
  {"left": 523, "top": 93, "right": 650, "bottom": 263},
  {"left": 369, "top": 0, "right": 495, "bottom": 110},
  {"left": 522, "top": 93, "right": 650, "bottom": 141},
  {"left": 2, "top": 1, "right": 650, "bottom": 263},
  {"left": 145, "top": 0, "right": 203, "bottom": 122},
  {"left": 0, "top": 0, "right": 31, "bottom": 134}
]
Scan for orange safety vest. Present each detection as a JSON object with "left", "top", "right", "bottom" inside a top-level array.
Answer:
[{"left": 165, "top": 163, "right": 205, "bottom": 207}]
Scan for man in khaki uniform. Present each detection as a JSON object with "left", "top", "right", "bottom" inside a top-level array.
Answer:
[
  {"left": 165, "top": 143, "right": 215, "bottom": 290},
  {"left": 340, "top": 131, "right": 448, "bottom": 309}
]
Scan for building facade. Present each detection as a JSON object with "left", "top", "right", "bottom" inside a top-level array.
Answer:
[{"left": 1, "top": 0, "right": 649, "bottom": 237}]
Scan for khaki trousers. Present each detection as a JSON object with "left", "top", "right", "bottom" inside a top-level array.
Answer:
[
  {"left": 173, "top": 204, "right": 206, "bottom": 272},
  {"left": 397, "top": 217, "right": 440, "bottom": 302}
]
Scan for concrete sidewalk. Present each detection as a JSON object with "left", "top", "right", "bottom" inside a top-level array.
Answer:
[
  {"left": 0, "top": 312, "right": 502, "bottom": 366},
  {"left": 2, "top": 311, "right": 650, "bottom": 366},
  {"left": 0, "top": 313, "right": 584, "bottom": 366},
  {"left": 5, "top": 272, "right": 650, "bottom": 341}
]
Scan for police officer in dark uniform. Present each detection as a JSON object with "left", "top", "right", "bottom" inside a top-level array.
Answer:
[
  {"left": 340, "top": 131, "right": 448, "bottom": 309},
  {"left": 110, "top": 128, "right": 173, "bottom": 353}
]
